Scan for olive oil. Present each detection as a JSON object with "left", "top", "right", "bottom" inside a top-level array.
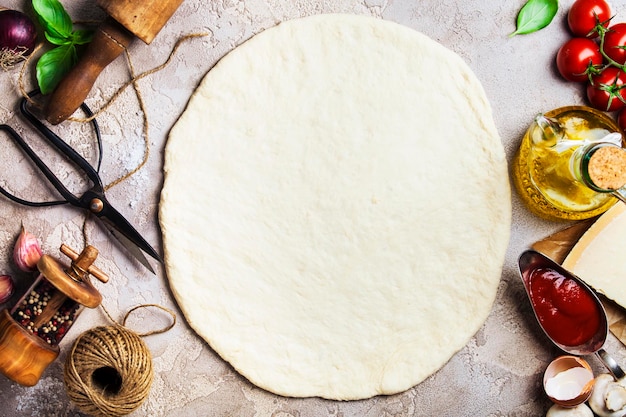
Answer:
[{"left": 512, "top": 106, "right": 623, "bottom": 221}]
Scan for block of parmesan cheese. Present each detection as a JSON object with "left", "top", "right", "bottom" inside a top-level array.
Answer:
[{"left": 563, "top": 203, "right": 626, "bottom": 308}]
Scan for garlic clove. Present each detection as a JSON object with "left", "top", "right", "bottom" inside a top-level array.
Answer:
[
  {"left": 13, "top": 226, "right": 42, "bottom": 272},
  {"left": 0, "top": 275, "right": 14, "bottom": 304}
]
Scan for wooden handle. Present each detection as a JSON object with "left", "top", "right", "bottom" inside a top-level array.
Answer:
[
  {"left": 98, "top": 0, "right": 185, "bottom": 44},
  {"left": 60, "top": 244, "right": 109, "bottom": 283},
  {"left": 45, "top": 17, "right": 135, "bottom": 125}
]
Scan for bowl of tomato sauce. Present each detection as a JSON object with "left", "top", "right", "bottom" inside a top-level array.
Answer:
[{"left": 518, "top": 250, "right": 607, "bottom": 356}]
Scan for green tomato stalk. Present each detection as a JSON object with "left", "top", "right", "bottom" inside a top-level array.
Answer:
[{"left": 581, "top": 16, "right": 626, "bottom": 111}]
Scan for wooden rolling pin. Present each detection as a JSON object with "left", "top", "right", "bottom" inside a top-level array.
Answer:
[{"left": 45, "top": 0, "right": 184, "bottom": 125}]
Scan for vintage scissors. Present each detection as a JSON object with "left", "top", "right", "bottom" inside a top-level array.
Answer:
[{"left": 0, "top": 91, "right": 162, "bottom": 273}]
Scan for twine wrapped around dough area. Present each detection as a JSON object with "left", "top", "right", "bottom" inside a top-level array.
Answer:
[{"left": 64, "top": 305, "right": 176, "bottom": 417}]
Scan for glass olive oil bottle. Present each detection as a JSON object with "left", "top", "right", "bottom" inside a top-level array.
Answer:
[{"left": 512, "top": 106, "right": 624, "bottom": 221}]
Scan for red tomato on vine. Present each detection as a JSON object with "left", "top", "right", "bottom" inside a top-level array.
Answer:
[
  {"left": 603, "top": 23, "right": 626, "bottom": 65},
  {"left": 556, "top": 38, "right": 603, "bottom": 82},
  {"left": 568, "top": 0, "right": 612, "bottom": 37},
  {"left": 587, "top": 67, "right": 626, "bottom": 112}
]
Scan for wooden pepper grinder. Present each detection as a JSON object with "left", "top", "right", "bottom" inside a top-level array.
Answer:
[
  {"left": 44, "top": 0, "right": 184, "bottom": 125},
  {"left": 0, "top": 244, "right": 108, "bottom": 386}
]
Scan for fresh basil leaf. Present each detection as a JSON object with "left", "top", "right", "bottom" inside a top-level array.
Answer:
[
  {"left": 32, "top": 0, "right": 73, "bottom": 39},
  {"left": 71, "top": 29, "right": 94, "bottom": 45},
  {"left": 44, "top": 32, "right": 72, "bottom": 46},
  {"left": 510, "top": 0, "right": 558, "bottom": 37},
  {"left": 32, "top": 0, "right": 96, "bottom": 94},
  {"left": 36, "top": 44, "right": 77, "bottom": 94}
]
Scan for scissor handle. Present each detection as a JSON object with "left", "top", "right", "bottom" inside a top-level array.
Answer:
[
  {"left": 0, "top": 123, "right": 80, "bottom": 205},
  {"left": 0, "top": 124, "right": 66, "bottom": 207},
  {"left": 19, "top": 95, "right": 104, "bottom": 192},
  {"left": 0, "top": 92, "right": 104, "bottom": 208}
]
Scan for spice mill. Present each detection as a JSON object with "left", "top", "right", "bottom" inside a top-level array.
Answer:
[{"left": 0, "top": 244, "right": 107, "bottom": 386}]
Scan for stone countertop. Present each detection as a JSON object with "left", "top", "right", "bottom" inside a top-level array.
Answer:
[{"left": 0, "top": 0, "right": 624, "bottom": 416}]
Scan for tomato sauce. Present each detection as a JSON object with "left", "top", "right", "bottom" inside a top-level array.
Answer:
[{"left": 527, "top": 267, "right": 601, "bottom": 347}]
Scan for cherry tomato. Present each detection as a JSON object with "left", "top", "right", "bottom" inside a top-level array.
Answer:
[
  {"left": 604, "top": 23, "right": 626, "bottom": 65},
  {"left": 587, "top": 67, "right": 626, "bottom": 111},
  {"left": 556, "top": 38, "right": 602, "bottom": 82},
  {"left": 568, "top": 0, "right": 612, "bottom": 37}
]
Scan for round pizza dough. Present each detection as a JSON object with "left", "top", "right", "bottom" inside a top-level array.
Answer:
[{"left": 160, "top": 14, "right": 511, "bottom": 400}]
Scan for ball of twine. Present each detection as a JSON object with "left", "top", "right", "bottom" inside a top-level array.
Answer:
[{"left": 64, "top": 304, "right": 176, "bottom": 417}]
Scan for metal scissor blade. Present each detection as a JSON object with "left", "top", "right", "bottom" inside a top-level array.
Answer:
[
  {"left": 102, "top": 218, "right": 156, "bottom": 274},
  {"left": 79, "top": 190, "right": 162, "bottom": 273},
  {"left": 101, "top": 206, "right": 162, "bottom": 262}
]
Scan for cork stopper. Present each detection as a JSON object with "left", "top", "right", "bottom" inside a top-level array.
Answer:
[{"left": 588, "top": 146, "right": 626, "bottom": 191}]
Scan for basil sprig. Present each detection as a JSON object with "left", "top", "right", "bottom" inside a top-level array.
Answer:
[
  {"left": 510, "top": 0, "right": 559, "bottom": 37},
  {"left": 32, "top": 0, "right": 93, "bottom": 94}
]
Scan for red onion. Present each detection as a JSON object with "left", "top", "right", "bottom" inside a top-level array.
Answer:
[{"left": 0, "top": 9, "right": 37, "bottom": 69}]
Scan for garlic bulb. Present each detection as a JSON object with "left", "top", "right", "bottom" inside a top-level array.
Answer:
[
  {"left": 13, "top": 226, "right": 42, "bottom": 272},
  {"left": 0, "top": 275, "right": 13, "bottom": 304},
  {"left": 546, "top": 403, "right": 593, "bottom": 417}
]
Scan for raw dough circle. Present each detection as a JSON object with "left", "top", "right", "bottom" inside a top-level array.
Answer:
[{"left": 160, "top": 14, "right": 511, "bottom": 400}]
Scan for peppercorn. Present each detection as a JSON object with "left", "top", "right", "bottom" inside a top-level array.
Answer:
[{"left": 10, "top": 278, "right": 80, "bottom": 345}]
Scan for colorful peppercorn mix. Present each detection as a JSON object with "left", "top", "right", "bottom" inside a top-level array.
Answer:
[{"left": 10, "top": 278, "right": 80, "bottom": 345}]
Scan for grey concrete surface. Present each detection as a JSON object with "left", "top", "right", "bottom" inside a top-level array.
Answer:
[{"left": 0, "top": 0, "right": 624, "bottom": 415}]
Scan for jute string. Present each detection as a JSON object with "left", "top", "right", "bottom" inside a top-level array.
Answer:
[
  {"left": 47, "top": 34, "right": 192, "bottom": 415},
  {"left": 16, "top": 32, "right": 208, "bottom": 258},
  {"left": 18, "top": 33, "right": 207, "bottom": 191},
  {"left": 64, "top": 304, "right": 176, "bottom": 417},
  {"left": 13, "top": 31, "right": 199, "bottom": 416}
]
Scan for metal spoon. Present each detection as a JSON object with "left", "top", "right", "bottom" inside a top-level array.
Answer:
[{"left": 518, "top": 249, "right": 625, "bottom": 380}]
